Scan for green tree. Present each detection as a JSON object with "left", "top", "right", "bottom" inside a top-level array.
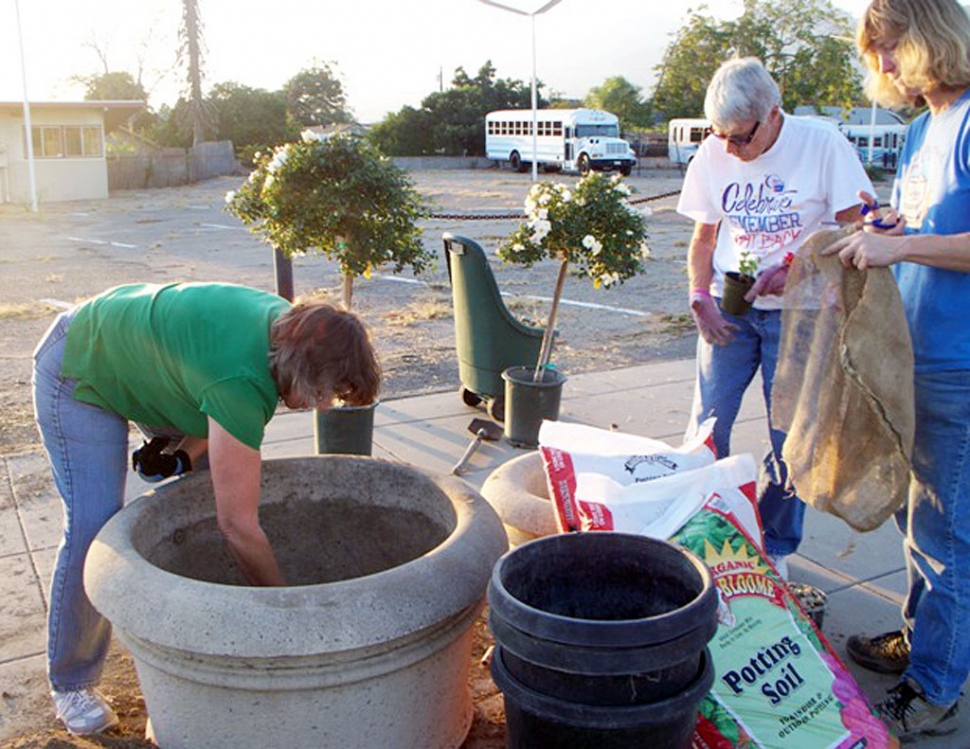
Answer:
[
  {"left": 81, "top": 71, "right": 148, "bottom": 101},
  {"left": 584, "top": 76, "right": 653, "bottom": 129},
  {"left": 367, "top": 106, "right": 435, "bottom": 156},
  {"left": 369, "top": 61, "right": 537, "bottom": 156},
  {"left": 651, "top": 0, "right": 862, "bottom": 122},
  {"left": 208, "top": 82, "right": 296, "bottom": 160},
  {"left": 283, "top": 63, "right": 352, "bottom": 127}
]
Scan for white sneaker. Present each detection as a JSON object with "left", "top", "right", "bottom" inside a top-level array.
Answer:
[
  {"left": 52, "top": 688, "right": 119, "bottom": 735},
  {"left": 767, "top": 553, "right": 789, "bottom": 581}
]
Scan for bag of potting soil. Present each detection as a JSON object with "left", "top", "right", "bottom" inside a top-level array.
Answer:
[
  {"left": 671, "top": 492, "right": 897, "bottom": 749},
  {"left": 538, "top": 419, "right": 722, "bottom": 539}
]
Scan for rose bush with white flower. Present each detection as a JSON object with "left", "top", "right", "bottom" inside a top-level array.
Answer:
[
  {"left": 226, "top": 132, "right": 431, "bottom": 309},
  {"left": 498, "top": 172, "right": 650, "bottom": 372}
]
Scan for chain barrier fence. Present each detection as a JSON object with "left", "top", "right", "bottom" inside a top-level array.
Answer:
[{"left": 425, "top": 189, "right": 682, "bottom": 221}]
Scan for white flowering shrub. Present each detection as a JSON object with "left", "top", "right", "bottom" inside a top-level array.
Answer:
[
  {"left": 498, "top": 172, "right": 650, "bottom": 289},
  {"left": 226, "top": 132, "right": 431, "bottom": 305}
]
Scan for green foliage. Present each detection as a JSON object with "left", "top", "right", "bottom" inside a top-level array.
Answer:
[
  {"left": 738, "top": 250, "right": 759, "bottom": 277},
  {"left": 368, "top": 61, "right": 538, "bottom": 156},
  {"left": 499, "top": 174, "right": 651, "bottom": 289},
  {"left": 225, "top": 134, "right": 432, "bottom": 290},
  {"left": 81, "top": 71, "right": 147, "bottom": 102},
  {"left": 584, "top": 77, "right": 653, "bottom": 129},
  {"left": 652, "top": 0, "right": 863, "bottom": 122},
  {"left": 367, "top": 106, "right": 436, "bottom": 156},
  {"left": 283, "top": 63, "right": 352, "bottom": 127},
  {"left": 208, "top": 82, "right": 298, "bottom": 158}
]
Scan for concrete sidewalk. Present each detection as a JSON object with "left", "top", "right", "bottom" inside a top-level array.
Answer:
[{"left": 1, "top": 359, "right": 965, "bottom": 745}]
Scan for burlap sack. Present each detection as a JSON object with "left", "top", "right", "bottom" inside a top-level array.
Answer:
[{"left": 771, "top": 228, "right": 914, "bottom": 532}]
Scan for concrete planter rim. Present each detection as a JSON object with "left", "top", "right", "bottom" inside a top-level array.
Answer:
[{"left": 85, "top": 455, "right": 505, "bottom": 658}]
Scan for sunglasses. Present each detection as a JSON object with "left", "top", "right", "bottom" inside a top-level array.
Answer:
[{"left": 713, "top": 120, "right": 761, "bottom": 146}]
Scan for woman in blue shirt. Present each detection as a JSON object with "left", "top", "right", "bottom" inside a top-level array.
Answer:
[{"left": 827, "top": 0, "right": 970, "bottom": 740}]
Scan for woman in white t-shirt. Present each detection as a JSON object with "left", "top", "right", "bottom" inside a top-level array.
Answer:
[{"left": 676, "top": 57, "right": 872, "bottom": 578}]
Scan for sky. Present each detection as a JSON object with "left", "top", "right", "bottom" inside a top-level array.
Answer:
[{"left": 0, "top": 0, "right": 876, "bottom": 124}]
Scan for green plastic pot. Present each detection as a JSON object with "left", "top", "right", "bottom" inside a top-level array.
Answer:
[
  {"left": 314, "top": 402, "right": 379, "bottom": 456},
  {"left": 502, "top": 367, "right": 567, "bottom": 449}
]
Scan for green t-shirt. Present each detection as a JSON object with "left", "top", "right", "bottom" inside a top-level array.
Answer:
[{"left": 61, "top": 283, "right": 291, "bottom": 449}]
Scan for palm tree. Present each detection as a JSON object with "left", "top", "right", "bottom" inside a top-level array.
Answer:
[{"left": 180, "top": 0, "right": 207, "bottom": 145}]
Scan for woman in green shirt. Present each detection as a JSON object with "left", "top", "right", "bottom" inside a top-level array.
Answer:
[{"left": 32, "top": 282, "right": 380, "bottom": 735}]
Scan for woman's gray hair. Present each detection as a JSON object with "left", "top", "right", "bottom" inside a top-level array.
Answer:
[{"left": 704, "top": 57, "right": 782, "bottom": 128}]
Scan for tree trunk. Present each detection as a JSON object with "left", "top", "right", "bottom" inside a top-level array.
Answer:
[
  {"left": 534, "top": 259, "right": 568, "bottom": 382},
  {"left": 343, "top": 274, "right": 354, "bottom": 311},
  {"left": 182, "top": 0, "right": 206, "bottom": 146}
]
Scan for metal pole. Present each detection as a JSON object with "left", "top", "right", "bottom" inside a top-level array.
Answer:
[
  {"left": 868, "top": 100, "right": 877, "bottom": 166},
  {"left": 13, "top": 0, "right": 38, "bottom": 212},
  {"left": 530, "top": 13, "right": 538, "bottom": 182}
]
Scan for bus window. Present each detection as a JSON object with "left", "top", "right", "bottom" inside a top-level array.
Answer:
[{"left": 576, "top": 124, "right": 620, "bottom": 138}]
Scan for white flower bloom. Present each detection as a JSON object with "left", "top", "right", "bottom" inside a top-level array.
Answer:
[
  {"left": 582, "top": 235, "right": 596, "bottom": 249},
  {"left": 531, "top": 219, "right": 551, "bottom": 242},
  {"left": 561, "top": 189, "right": 572, "bottom": 202},
  {"left": 538, "top": 192, "right": 551, "bottom": 205},
  {"left": 512, "top": 242, "right": 525, "bottom": 253},
  {"left": 640, "top": 242, "right": 652, "bottom": 259},
  {"left": 538, "top": 208, "right": 549, "bottom": 220},
  {"left": 263, "top": 174, "right": 275, "bottom": 190},
  {"left": 301, "top": 129, "right": 325, "bottom": 143},
  {"left": 224, "top": 190, "right": 236, "bottom": 204}
]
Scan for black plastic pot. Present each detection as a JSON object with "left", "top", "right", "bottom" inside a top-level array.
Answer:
[
  {"left": 313, "top": 402, "right": 378, "bottom": 456},
  {"left": 488, "top": 532, "right": 718, "bottom": 748},
  {"left": 720, "top": 271, "right": 756, "bottom": 316},
  {"left": 492, "top": 644, "right": 715, "bottom": 749},
  {"left": 502, "top": 366, "right": 567, "bottom": 449}
]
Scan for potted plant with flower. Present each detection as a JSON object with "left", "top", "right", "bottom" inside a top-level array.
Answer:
[
  {"left": 721, "top": 250, "right": 759, "bottom": 317},
  {"left": 497, "top": 172, "right": 650, "bottom": 446},
  {"left": 226, "top": 131, "right": 432, "bottom": 454}
]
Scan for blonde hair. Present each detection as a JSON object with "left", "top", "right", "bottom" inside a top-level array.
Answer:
[
  {"left": 858, "top": 0, "right": 970, "bottom": 107},
  {"left": 269, "top": 302, "right": 380, "bottom": 407}
]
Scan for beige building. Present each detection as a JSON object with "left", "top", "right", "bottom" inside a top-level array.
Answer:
[{"left": 0, "top": 100, "right": 143, "bottom": 205}]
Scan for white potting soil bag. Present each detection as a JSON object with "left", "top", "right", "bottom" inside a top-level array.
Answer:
[{"left": 538, "top": 419, "right": 723, "bottom": 540}]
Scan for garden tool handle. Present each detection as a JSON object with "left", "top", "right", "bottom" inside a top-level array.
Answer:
[{"left": 451, "top": 430, "right": 486, "bottom": 475}]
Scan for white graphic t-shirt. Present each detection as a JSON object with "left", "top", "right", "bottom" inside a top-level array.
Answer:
[{"left": 677, "top": 114, "right": 874, "bottom": 310}]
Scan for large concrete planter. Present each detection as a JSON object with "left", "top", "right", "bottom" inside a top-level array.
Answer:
[{"left": 84, "top": 456, "right": 507, "bottom": 749}]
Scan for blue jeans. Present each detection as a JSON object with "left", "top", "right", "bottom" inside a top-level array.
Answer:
[
  {"left": 32, "top": 312, "right": 129, "bottom": 692},
  {"left": 898, "top": 369, "right": 970, "bottom": 705},
  {"left": 685, "top": 305, "right": 804, "bottom": 557}
]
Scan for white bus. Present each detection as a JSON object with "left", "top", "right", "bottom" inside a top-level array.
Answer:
[
  {"left": 839, "top": 123, "right": 907, "bottom": 169},
  {"left": 667, "top": 118, "right": 712, "bottom": 164},
  {"left": 485, "top": 108, "right": 636, "bottom": 176}
]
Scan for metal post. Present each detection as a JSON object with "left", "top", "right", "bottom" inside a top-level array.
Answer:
[
  {"left": 14, "top": 0, "right": 38, "bottom": 213},
  {"left": 531, "top": 13, "right": 538, "bottom": 182},
  {"left": 273, "top": 249, "right": 294, "bottom": 302}
]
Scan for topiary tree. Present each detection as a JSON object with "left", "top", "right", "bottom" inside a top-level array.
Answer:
[
  {"left": 225, "top": 132, "right": 432, "bottom": 311},
  {"left": 499, "top": 173, "right": 651, "bottom": 380}
]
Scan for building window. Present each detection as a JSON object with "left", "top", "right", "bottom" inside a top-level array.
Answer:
[{"left": 26, "top": 125, "right": 103, "bottom": 158}]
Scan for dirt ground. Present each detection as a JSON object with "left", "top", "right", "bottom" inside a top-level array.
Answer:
[{"left": 0, "top": 164, "right": 698, "bottom": 748}]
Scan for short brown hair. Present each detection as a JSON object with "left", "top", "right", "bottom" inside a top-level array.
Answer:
[
  {"left": 269, "top": 302, "right": 380, "bottom": 407},
  {"left": 858, "top": 0, "right": 970, "bottom": 107}
]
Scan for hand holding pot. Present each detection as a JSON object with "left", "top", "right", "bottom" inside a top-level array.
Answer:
[{"left": 744, "top": 263, "right": 789, "bottom": 301}]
